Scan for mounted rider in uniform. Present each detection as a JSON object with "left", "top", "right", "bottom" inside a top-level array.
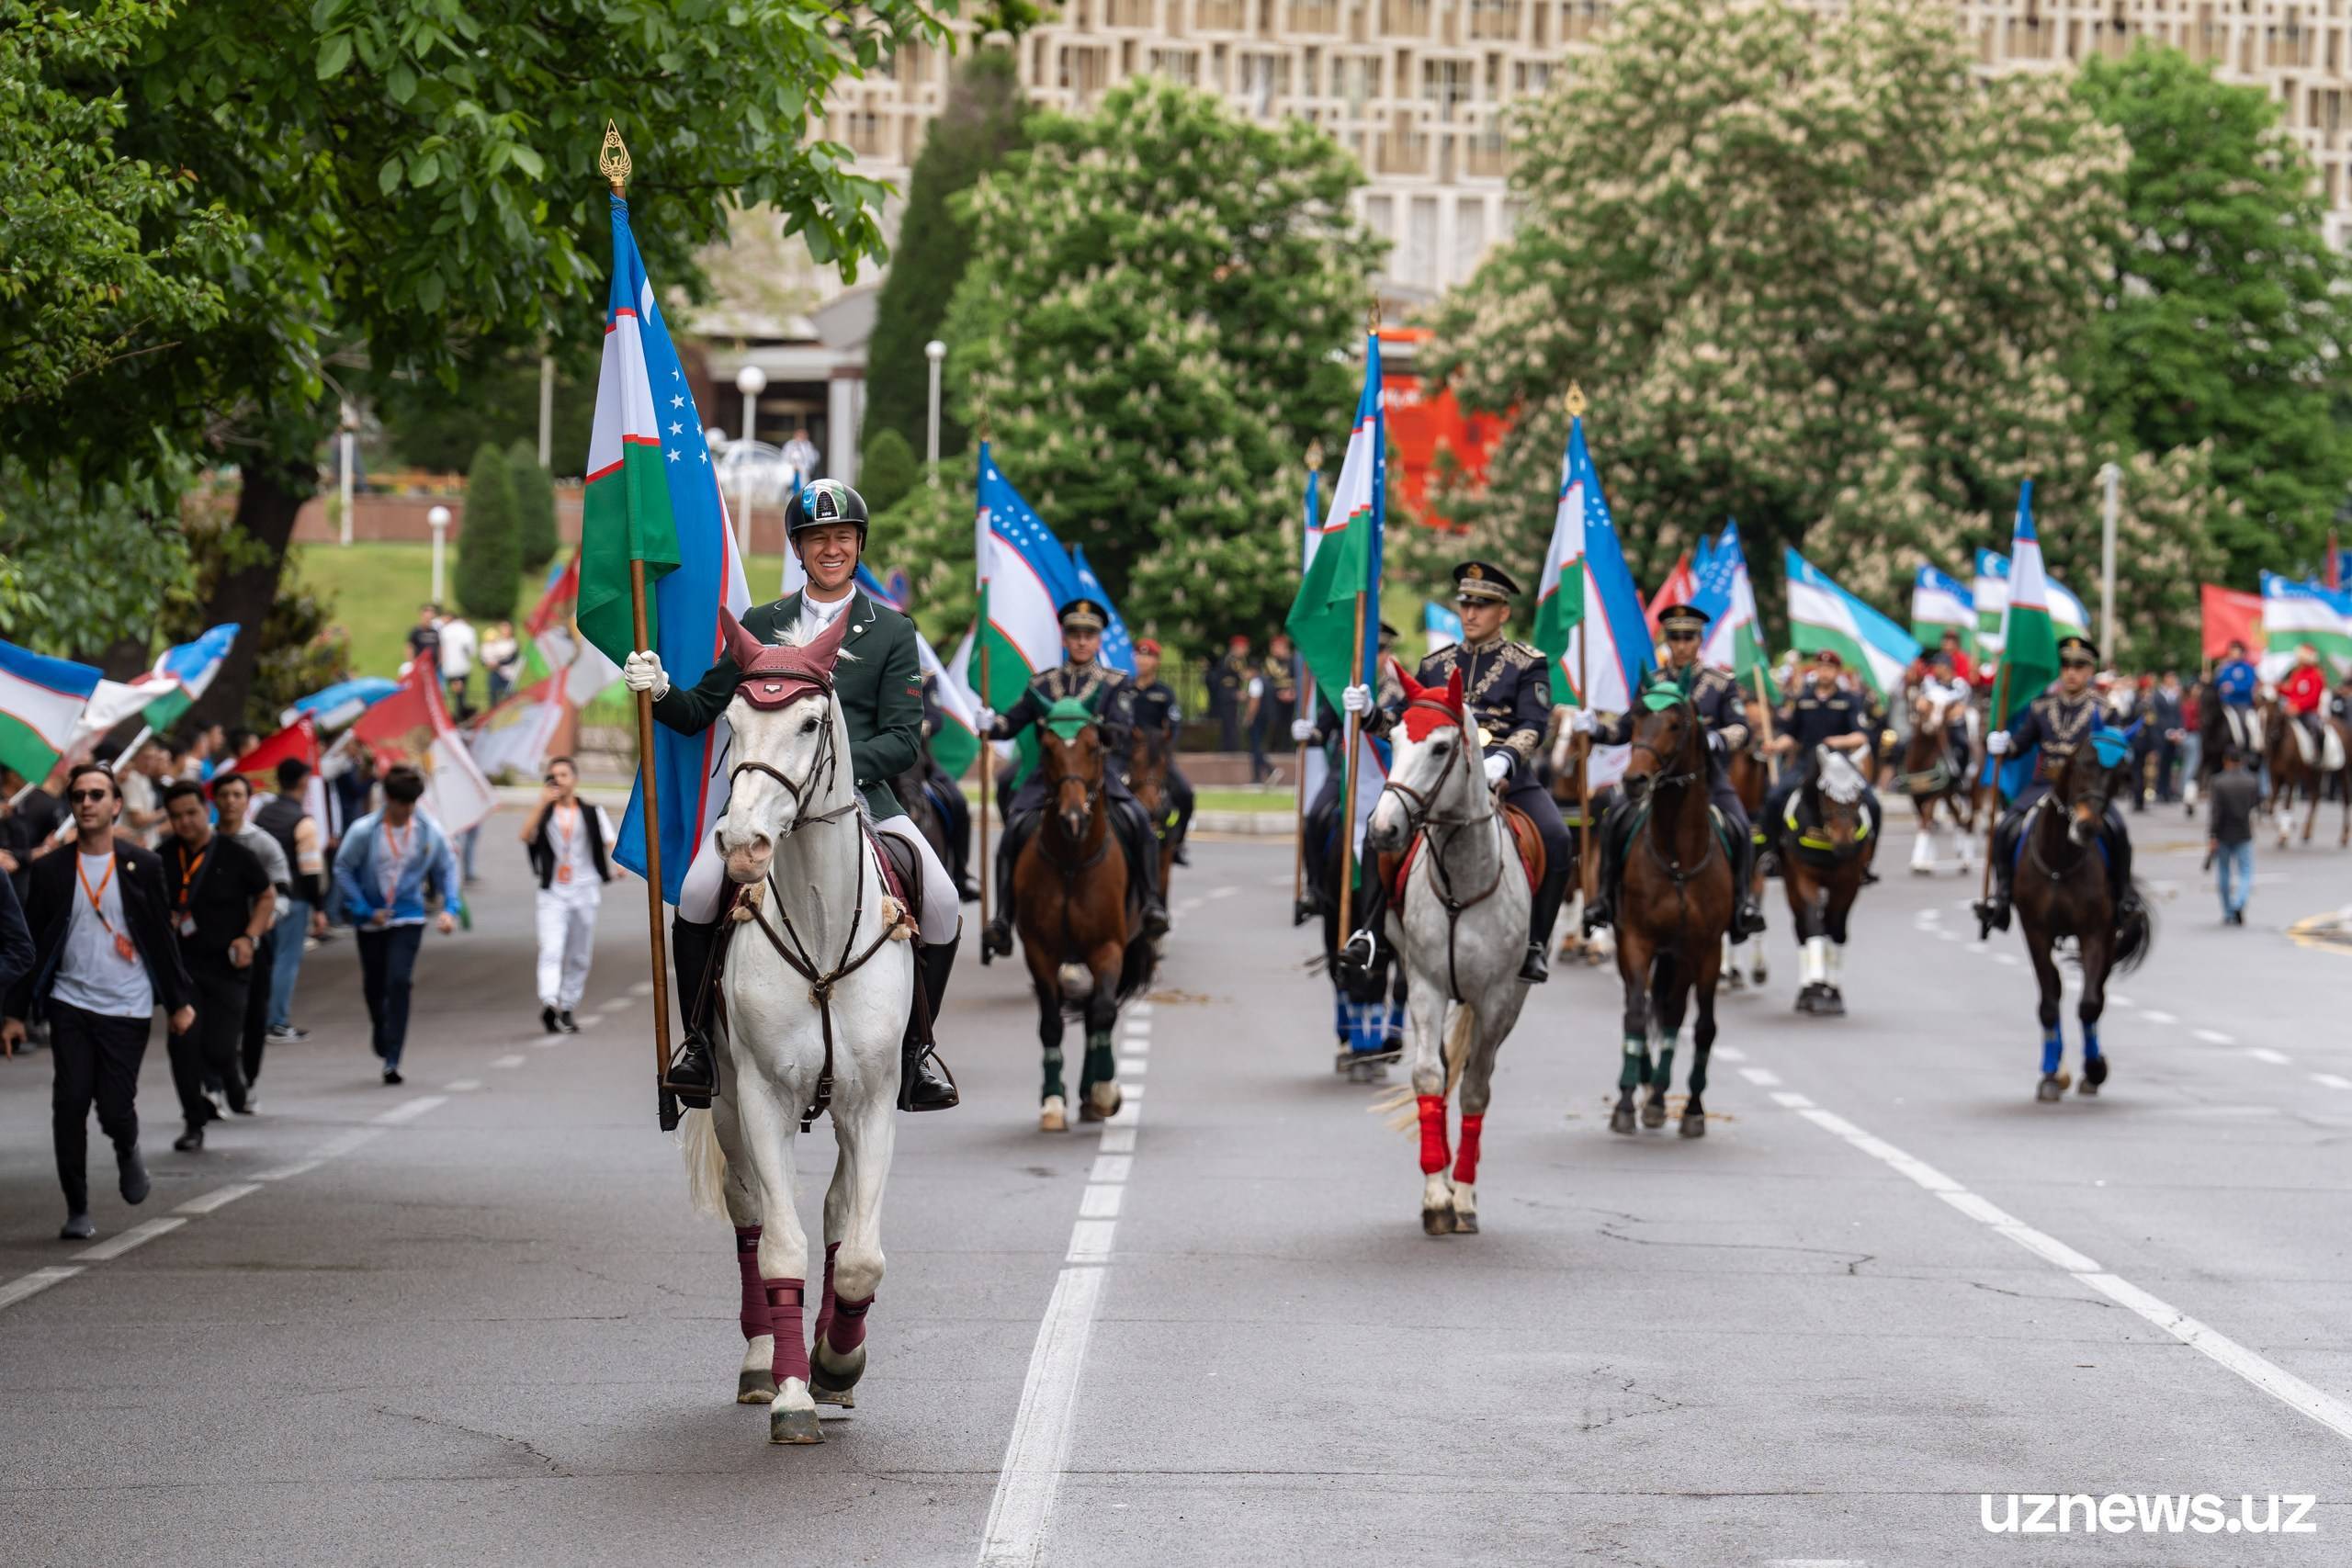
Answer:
[
  {"left": 1574, "top": 603, "right": 1770, "bottom": 940},
  {"left": 1128, "top": 637, "right": 1194, "bottom": 866},
  {"left": 1762, "top": 649, "right": 1881, "bottom": 851},
  {"left": 1295, "top": 622, "right": 1401, "bottom": 921},
  {"left": 978, "top": 597, "right": 1171, "bottom": 960},
  {"left": 1340, "top": 563, "right": 1573, "bottom": 985},
  {"left": 622, "top": 479, "right": 961, "bottom": 1114},
  {"left": 1973, "top": 634, "right": 2142, "bottom": 934}
]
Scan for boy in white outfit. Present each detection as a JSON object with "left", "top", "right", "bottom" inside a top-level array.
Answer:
[{"left": 517, "top": 758, "right": 619, "bottom": 1032}]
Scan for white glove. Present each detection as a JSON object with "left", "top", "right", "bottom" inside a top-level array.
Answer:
[
  {"left": 1707, "top": 729, "right": 1727, "bottom": 754},
  {"left": 1567, "top": 709, "right": 1597, "bottom": 736},
  {"left": 978, "top": 707, "right": 999, "bottom": 734},
  {"left": 1986, "top": 730, "right": 2013, "bottom": 757},
  {"left": 1340, "top": 684, "right": 1373, "bottom": 716},
  {"left": 623, "top": 650, "right": 668, "bottom": 698},
  {"left": 1290, "top": 718, "right": 1316, "bottom": 743},
  {"left": 1482, "top": 753, "right": 1510, "bottom": 785}
]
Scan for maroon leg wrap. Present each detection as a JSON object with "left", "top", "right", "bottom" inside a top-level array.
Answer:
[
  {"left": 1417, "top": 1093, "right": 1450, "bottom": 1176},
  {"left": 811, "top": 1241, "right": 840, "bottom": 1348},
  {"left": 1453, "top": 1112, "right": 1484, "bottom": 1186},
  {"left": 734, "top": 1226, "right": 765, "bottom": 1341},
  {"left": 827, "top": 1293, "right": 874, "bottom": 1356},
  {"left": 763, "top": 1279, "right": 810, "bottom": 1385}
]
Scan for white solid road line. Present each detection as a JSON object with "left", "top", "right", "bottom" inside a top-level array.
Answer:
[
  {"left": 0, "top": 1268, "right": 83, "bottom": 1311},
  {"left": 2246, "top": 1047, "right": 2292, "bottom": 1066},
  {"left": 372, "top": 1095, "right": 449, "bottom": 1126},
  {"left": 1766, "top": 1066, "right": 2352, "bottom": 1446},
  {"left": 76, "top": 1217, "right": 187, "bottom": 1262},
  {"left": 2194, "top": 1028, "right": 2235, "bottom": 1045},
  {"left": 2312, "top": 1073, "right": 2352, "bottom": 1090},
  {"left": 177, "top": 1183, "right": 261, "bottom": 1216}
]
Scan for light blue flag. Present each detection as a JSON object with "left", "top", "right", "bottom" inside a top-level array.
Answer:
[{"left": 1070, "top": 546, "right": 1136, "bottom": 675}]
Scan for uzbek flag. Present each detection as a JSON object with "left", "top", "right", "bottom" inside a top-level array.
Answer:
[
  {"left": 1296, "top": 460, "right": 1329, "bottom": 808},
  {"left": 1284, "top": 327, "right": 1387, "bottom": 867},
  {"left": 1532, "top": 412, "right": 1651, "bottom": 787},
  {"left": 1784, "top": 549, "right": 1920, "bottom": 704},
  {"left": 0, "top": 640, "right": 103, "bottom": 783},
  {"left": 1992, "top": 481, "right": 2061, "bottom": 725},
  {"left": 68, "top": 624, "right": 240, "bottom": 748},
  {"left": 1694, "top": 521, "right": 1776, "bottom": 703},
  {"left": 577, "top": 192, "right": 751, "bottom": 901},
  {"left": 1910, "top": 564, "right": 1974, "bottom": 652},
  {"left": 856, "top": 563, "right": 981, "bottom": 778},
  {"left": 1975, "top": 545, "right": 2086, "bottom": 660},
  {"left": 2260, "top": 572, "right": 2352, "bottom": 677}
]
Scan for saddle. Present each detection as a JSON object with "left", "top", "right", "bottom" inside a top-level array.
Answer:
[
  {"left": 865, "top": 825, "right": 921, "bottom": 927},
  {"left": 2289, "top": 717, "right": 2346, "bottom": 773},
  {"left": 1381, "top": 804, "right": 1545, "bottom": 903}
]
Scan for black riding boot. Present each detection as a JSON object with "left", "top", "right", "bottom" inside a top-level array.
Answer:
[
  {"left": 668, "top": 914, "right": 729, "bottom": 1109},
  {"left": 2105, "top": 812, "right": 2141, "bottom": 918},
  {"left": 1521, "top": 861, "right": 1567, "bottom": 984},
  {"left": 1582, "top": 799, "right": 1632, "bottom": 934},
  {"left": 1338, "top": 875, "right": 1390, "bottom": 980},
  {"left": 1973, "top": 817, "right": 2018, "bottom": 935},
  {"left": 1732, "top": 831, "right": 1768, "bottom": 940},
  {"left": 899, "top": 930, "right": 961, "bottom": 1111},
  {"left": 1121, "top": 801, "right": 1171, "bottom": 939},
  {"left": 983, "top": 819, "right": 1028, "bottom": 960}
]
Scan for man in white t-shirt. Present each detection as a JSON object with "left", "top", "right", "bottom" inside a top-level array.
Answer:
[
  {"left": 517, "top": 757, "right": 618, "bottom": 1033},
  {"left": 436, "top": 612, "right": 479, "bottom": 715}
]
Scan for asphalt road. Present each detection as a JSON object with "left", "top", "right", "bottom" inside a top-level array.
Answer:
[{"left": 3, "top": 802, "right": 2349, "bottom": 1567}]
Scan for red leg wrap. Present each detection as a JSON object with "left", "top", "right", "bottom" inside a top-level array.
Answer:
[
  {"left": 811, "top": 1241, "right": 840, "bottom": 1348},
  {"left": 1453, "top": 1113, "right": 1484, "bottom": 1187},
  {"left": 827, "top": 1293, "right": 874, "bottom": 1356},
  {"left": 763, "top": 1279, "right": 810, "bottom": 1386},
  {"left": 1417, "top": 1093, "right": 1450, "bottom": 1176},
  {"left": 734, "top": 1226, "right": 765, "bottom": 1341}
]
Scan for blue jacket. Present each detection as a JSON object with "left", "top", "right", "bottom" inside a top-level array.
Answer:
[{"left": 334, "top": 809, "right": 464, "bottom": 926}]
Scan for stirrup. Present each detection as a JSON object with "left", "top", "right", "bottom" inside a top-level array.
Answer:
[
  {"left": 899, "top": 1043, "right": 959, "bottom": 1111},
  {"left": 1339, "top": 927, "right": 1378, "bottom": 972},
  {"left": 666, "top": 1030, "right": 717, "bottom": 1110}
]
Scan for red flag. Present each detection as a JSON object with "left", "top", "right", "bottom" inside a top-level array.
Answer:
[
  {"left": 2199, "top": 583, "right": 2264, "bottom": 661},
  {"left": 351, "top": 663, "right": 497, "bottom": 833},
  {"left": 225, "top": 716, "right": 322, "bottom": 784},
  {"left": 1645, "top": 549, "right": 1694, "bottom": 639},
  {"left": 2327, "top": 531, "right": 2342, "bottom": 592},
  {"left": 526, "top": 554, "right": 579, "bottom": 641}
]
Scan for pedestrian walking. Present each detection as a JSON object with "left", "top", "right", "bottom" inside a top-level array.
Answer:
[
  {"left": 210, "top": 773, "right": 289, "bottom": 1090},
  {"left": 404, "top": 603, "right": 443, "bottom": 675},
  {"left": 118, "top": 739, "right": 169, "bottom": 848},
  {"left": 780, "top": 424, "right": 821, "bottom": 488},
  {"left": 481, "top": 618, "right": 521, "bottom": 706},
  {"left": 1214, "top": 635, "right": 1251, "bottom": 752},
  {"left": 437, "top": 610, "right": 479, "bottom": 718},
  {"left": 2, "top": 762, "right": 195, "bottom": 1241},
  {"left": 333, "top": 764, "right": 461, "bottom": 1085},
  {"left": 2207, "top": 746, "right": 2263, "bottom": 927},
  {"left": 518, "top": 757, "right": 617, "bottom": 1033},
  {"left": 256, "top": 757, "right": 327, "bottom": 1043},
  {"left": 2150, "top": 671, "right": 2186, "bottom": 804},
  {"left": 159, "top": 780, "right": 275, "bottom": 1149}
]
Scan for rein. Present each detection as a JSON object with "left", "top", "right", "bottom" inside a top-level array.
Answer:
[
  {"left": 1625, "top": 705, "right": 1722, "bottom": 953},
  {"left": 1381, "top": 696, "right": 1509, "bottom": 1001}
]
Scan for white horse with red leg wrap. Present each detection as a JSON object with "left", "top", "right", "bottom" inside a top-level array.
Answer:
[
  {"left": 678, "top": 607, "right": 914, "bottom": 1445},
  {"left": 1362, "top": 661, "right": 1532, "bottom": 1236}
]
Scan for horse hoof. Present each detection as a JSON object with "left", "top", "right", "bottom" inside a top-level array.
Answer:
[
  {"left": 2036, "top": 1074, "right": 2064, "bottom": 1103},
  {"left": 1679, "top": 1111, "right": 1707, "bottom": 1139},
  {"left": 1640, "top": 1096, "right": 1668, "bottom": 1130},
  {"left": 1609, "top": 1101, "right": 1637, "bottom": 1135},
  {"left": 1453, "top": 1208, "right": 1480, "bottom": 1235},
  {"left": 768, "top": 1404, "right": 824, "bottom": 1445},
  {"left": 1081, "top": 1081, "right": 1122, "bottom": 1121},
  {"left": 2081, "top": 1055, "right": 2109, "bottom": 1092},
  {"left": 1819, "top": 989, "right": 1846, "bottom": 1018},
  {"left": 1039, "top": 1095, "right": 1069, "bottom": 1133},
  {"left": 811, "top": 1343, "right": 865, "bottom": 1407},
  {"left": 736, "top": 1370, "right": 777, "bottom": 1405},
  {"left": 1421, "top": 1204, "right": 1454, "bottom": 1236}
]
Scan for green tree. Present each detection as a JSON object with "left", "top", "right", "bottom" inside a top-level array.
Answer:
[
  {"left": 2075, "top": 44, "right": 2352, "bottom": 581},
  {"left": 944, "top": 79, "right": 1385, "bottom": 642},
  {"left": 859, "top": 426, "right": 920, "bottom": 517},
  {"left": 0, "top": 457, "right": 198, "bottom": 668},
  {"left": 161, "top": 503, "right": 347, "bottom": 730},
  {"left": 865, "top": 46, "right": 1030, "bottom": 462},
  {"left": 507, "top": 439, "right": 560, "bottom": 573},
  {"left": 1428, "top": 0, "right": 2124, "bottom": 603},
  {"left": 373, "top": 355, "right": 594, "bottom": 477},
  {"left": 454, "top": 445, "right": 520, "bottom": 624},
  {"left": 6, "top": 0, "right": 948, "bottom": 728}
]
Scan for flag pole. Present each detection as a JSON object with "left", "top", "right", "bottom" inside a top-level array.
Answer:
[
  {"left": 1566, "top": 386, "right": 1595, "bottom": 915},
  {"left": 1978, "top": 660, "right": 2010, "bottom": 908},
  {"left": 1335, "top": 306, "right": 1378, "bottom": 947},
  {"left": 1752, "top": 666, "right": 1780, "bottom": 786},
  {"left": 975, "top": 420, "right": 995, "bottom": 962},
  {"left": 600, "top": 128, "right": 676, "bottom": 1126},
  {"left": 1291, "top": 439, "right": 1322, "bottom": 925}
]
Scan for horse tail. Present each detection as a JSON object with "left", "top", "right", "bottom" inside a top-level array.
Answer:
[
  {"left": 2112, "top": 880, "right": 2154, "bottom": 975},
  {"left": 1443, "top": 1001, "right": 1476, "bottom": 1100},
  {"left": 679, "top": 1106, "right": 731, "bottom": 1221}
]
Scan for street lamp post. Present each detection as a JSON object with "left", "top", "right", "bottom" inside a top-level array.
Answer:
[
  {"left": 924, "top": 339, "right": 946, "bottom": 484},
  {"left": 338, "top": 400, "right": 356, "bottom": 547},
  {"left": 428, "top": 504, "right": 452, "bottom": 605},
  {"left": 2098, "top": 461, "right": 2120, "bottom": 661},
  {"left": 735, "top": 365, "right": 767, "bottom": 558}
]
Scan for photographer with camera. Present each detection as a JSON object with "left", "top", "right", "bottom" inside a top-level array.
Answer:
[{"left": 517, "top": 757, "right": 618, "bottom": 1033}]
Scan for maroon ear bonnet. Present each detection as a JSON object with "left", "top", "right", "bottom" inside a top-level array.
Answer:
[{"left": 724, "top": 604, "right": 852, "bottom": 711}]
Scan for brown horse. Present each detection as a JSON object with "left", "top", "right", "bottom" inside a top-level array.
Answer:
[
  {"left": 2256, "top": 693, "right": 2350, "bottom": 848},
  {"left": 1777, "top": 745, "right": 1879, "bottom": 1016},
  {"left": 1015, "top": 711, "right": 1155, "bottom": 1132},
  {"left": 1609, "top": 691, "right": 1734, "bottom": 1137},
  {"left": 1126, "top": 725, "right": 1181, "bottom": 900},
  {"left": 2008, "top": 746, "right": 2152, "bottom": 1101},
  {"left": 1899, "top": 693, "right": 1978, "bottom": 874}
]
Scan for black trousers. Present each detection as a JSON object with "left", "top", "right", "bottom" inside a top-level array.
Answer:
[
  {"left": 168, "top": 958, "right": 250, "bottom": 1122},
  {"left": 356, "top": 924, "right": 424, "bottom": 1067},
  {"left": 242, "top": 929, "right": 275, "bottom": 1086},
  {"left": 51, "top": 1000, "right": 152, "bottom": 1213}
]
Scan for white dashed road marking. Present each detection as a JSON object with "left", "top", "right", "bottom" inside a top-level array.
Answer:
[{"left": 176, "top": 1184, "right": 261, "bottom": 1216}]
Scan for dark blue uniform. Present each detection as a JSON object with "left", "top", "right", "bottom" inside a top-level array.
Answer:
[
  {"left": 1588, "top": 659, "right": 1766, "bottom": 935},
  {"left": 985, "top": 660, "right": 1163, "bottom": 928},
  {"left": 1764, "top": 686, "right": 1878, "bottom": 830},
  {"left": 1980, "top": 687, "right": 2133, "bottom": 920},
  {"left": 1129, "top": 679, "right": 1194, "bottom": 852},
  {"left": 1366, "top": 636, "right": 1575, "bottom": 955}
]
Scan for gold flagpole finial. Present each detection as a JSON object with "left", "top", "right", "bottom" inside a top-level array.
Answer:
[
  {"left": 1306, "top": 438, "right": 1324, "bottom": 473},
  {"left": 1565, "top": 382, "right": 1588, "bottom": 419},
  {"left": 1366, "top": 300, "right": 1383, "bottom": 334},
  {"left": 599, "top": 121, "right": 632, "bottom": 196}
]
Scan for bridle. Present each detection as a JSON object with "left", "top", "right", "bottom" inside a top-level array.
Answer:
[
  {"left": 1625, "top": 696, "right": 1724, "bottom": 927},
  {"left": 2022, "top": 748, "right": 2106, "bottom": 885},
  {"left": 1380, "top": 695, "right": 1508, "bottom": 1001},
  {"left": 727, "top": 681, "right": 860, "bottom": 832},
  {"left": 1038, "top": 726, "right": 1111, "bottom": 876}
]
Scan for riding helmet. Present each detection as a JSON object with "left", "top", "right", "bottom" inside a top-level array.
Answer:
[{"left": 785, "top": 479, "right": 869, "bottom": 547}]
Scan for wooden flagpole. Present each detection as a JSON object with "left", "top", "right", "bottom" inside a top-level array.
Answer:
[
  {"left": 1753, "top": 665, "right": 1781, "bottom": 786},
  {"left": 1335, "top": 307, "right": 1378, "bottom": 946},
  {"left": 976, "top": 417, "right": 995, "bottom": 963},
  {"left": 599, "top": 127, "right": 676, "bottom": 1128},
  {"left": 1291, "top": 439, "right": 1322, "bottom": 923},
  {"left": 1979, "top": 660, "right": 2011, "bottom": 904}
]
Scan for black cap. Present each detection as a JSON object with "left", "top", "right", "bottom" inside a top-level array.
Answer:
[
  {"left": 1657, "top": 603, "right": 1712, "bottom": 635},
  {"left": 2058, "top": 634, "right": 2098, "bottom": 662},
  {"left": 1059, "top": 597, "right": 1109, "bottom": 632},
  {"left": 1453, "top": 560, "right": 1521, "bottom": 603}
]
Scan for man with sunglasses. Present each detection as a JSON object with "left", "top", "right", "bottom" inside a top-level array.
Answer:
[
  {"left": 1341, "top": 562, "right": 1573, "bottom": 984},
  {"left": 1571, "top": 603, "right": 1770, "bottom": 941},
  {"left": 4, "top": 763, "right": 195, "bottom": 1240},
  {"left": 1974, "top": 633, "right": 2140, "bottom": 933}
]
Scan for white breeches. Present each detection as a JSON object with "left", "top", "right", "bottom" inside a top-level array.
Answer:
[
  {"left": 535, "top": 887, "right": 599, "bottom": 1009},
  {"left": 675, "top": 813, "right": 959, "bottom": 945}
]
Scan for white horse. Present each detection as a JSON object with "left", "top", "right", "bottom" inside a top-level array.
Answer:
[
  {"left": 680, "top": 609, "right": 915, "bottom": 1445},
  {"left": 1362, "top": 663, "right": 1532, "bottom": 1237}
]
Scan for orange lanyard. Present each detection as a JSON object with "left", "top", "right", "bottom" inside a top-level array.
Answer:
[
  {"left": 379, "top": 819, "right": 411, "bottom": 901},
  {"left": 76, "top": 854, "right": 136, "bottom": 963},
  {"left": 172, "top": 844, "right": 208, "bottom": 913}
]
